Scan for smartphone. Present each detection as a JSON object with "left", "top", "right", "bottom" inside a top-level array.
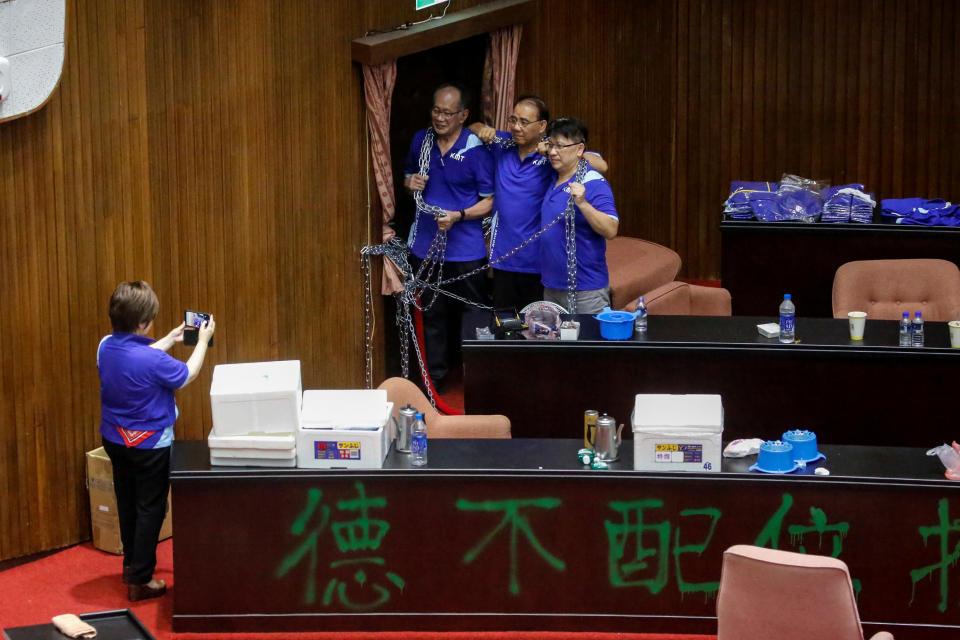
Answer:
[{"left": 183, "top": 310, "right": 213, "bottom": 346}]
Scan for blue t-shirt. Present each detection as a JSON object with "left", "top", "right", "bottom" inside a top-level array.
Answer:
[
  {"left": 404, "top": 127, "right": 494, "bottom": 261},
  {"left": 98, "top": 333, "right": 188, "bottom": 449},
  {"left": 540, "top": 170, "right": 618, "bottom": 291},
  {"left": 487, "top": 132, "right": 554, "bottom": 274}
]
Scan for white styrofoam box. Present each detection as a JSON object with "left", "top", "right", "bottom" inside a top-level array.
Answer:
[
  {"left": 297, "top": 390, "right": 393, "bottom": 469},
  {"left": 209, "top": 447, "right": 296, "bottom": 460},
  {"left": 210, "top": 455, "right": 298, "bottom": 468},
  {"left": 210, "top": 360, "right": 302, "bottom": 436},
  {"left": 632, "top": 394, "right": 723, "bottom": 473},
  {"left": 207, "top": 432, "right": 296, "bottom": 450}
]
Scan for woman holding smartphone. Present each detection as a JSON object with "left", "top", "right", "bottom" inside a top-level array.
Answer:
[{"left": 97, "top": 281, "right": 215, "bottom": 601}]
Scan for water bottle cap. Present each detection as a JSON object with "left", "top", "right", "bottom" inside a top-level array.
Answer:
[
  {"left": 784, "top": 294, "right": 791, "bottom": 300},
  {"left": 903, "top": 311, "right": 909, "bottom": 318},
  {"left": 915, "top": 311, "right": 923, "bottom": 318},
  {"left": 639, "top": 296, "right": 645, "bottom": 302},
  {"left": 415, "top": 413, "right": 424, "bottom": 420}
]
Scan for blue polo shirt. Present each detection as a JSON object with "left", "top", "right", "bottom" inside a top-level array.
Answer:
[
  {"left": 487, "top": 131, "right": 554, "bottom": 274},
  {"left": 404, "top": 127, "right": 494, "bottom": 261},
  {"left": 540, "top": 170, "right": 618, "bottom": 291},
  {"left": 98, "top": 333, "right": 189, "bottom": 449}
]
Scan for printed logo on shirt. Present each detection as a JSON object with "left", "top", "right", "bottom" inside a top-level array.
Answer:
[
  {"left": 116, "top": 426, "right": 152, "bottom": 448},
  {"left": 448, "top": 151, "right": 467, "bottom": 162}
]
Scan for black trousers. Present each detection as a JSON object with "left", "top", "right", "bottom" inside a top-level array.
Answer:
[
  {"left": 411, "top": 256, "right": 490, "bottom": 384},
  {"left": 102, "top": 439, "right": 170, "bottom": 585},
  {"left": 492, "top": 269, "right": 544, "bottom": 311}
]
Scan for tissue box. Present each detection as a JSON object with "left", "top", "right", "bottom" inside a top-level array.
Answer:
[
  {"left": 209, "top": 360, "right": 302, "bottom": 436},
  {"left": 632, "top": 394, "right": 723, "bottom": 472},
  {"left": 296, "top": 390, "right": 394, "bottom": 469}
]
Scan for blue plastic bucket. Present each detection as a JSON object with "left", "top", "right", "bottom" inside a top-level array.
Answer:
[
  {"left": 750, "top": 440, "right": 800, "bottom": 474},
  {"left": 594, "top": 308, "right": 637, "bottom": 340},
  {"left": 782, "top": 429, "right": 826, "bottom": 464}
]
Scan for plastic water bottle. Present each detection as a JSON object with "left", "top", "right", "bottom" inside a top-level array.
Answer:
[
  {"left": 411, "top": 412, "right": 427, "bottom": 466},
  {"left": 778, "top": 294, "right": 795, "bottom": 343},
  {"left": 634, "top": 297, "right": 648, "bottom": 334},
  {"left": 912, "top": 311, "right": 925, "bottom": 347},
  {"left": 899, "top": 311, "right": 912, "bottom": 346}
]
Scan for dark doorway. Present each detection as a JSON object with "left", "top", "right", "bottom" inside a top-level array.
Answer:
[{"left": 382, "top": 34, "right": 488, "bottom": 382}]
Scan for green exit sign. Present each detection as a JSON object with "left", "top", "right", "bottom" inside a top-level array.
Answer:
[{"left": 416, "top": 0, "right": 446, "bottom": 10}]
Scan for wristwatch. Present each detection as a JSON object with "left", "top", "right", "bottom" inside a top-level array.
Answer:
[{"left": 459, "top": 209, "right": 466, "bottom": 222}]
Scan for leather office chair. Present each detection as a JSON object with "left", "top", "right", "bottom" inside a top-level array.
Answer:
[
  {"left": 832, "top": 258, "right": 960, "bottom": 321},
  {"left": 606, "top": 237, "right": 681, "bottom": 311},
  {"left": 376, "top": 377, "right": 511, "bottom": 438},
  {"left": 717, "top": 545, "right": 894, "bottom": 640},
  {"left": 624, "top": 281, "right": 732, "bottom": 316}
]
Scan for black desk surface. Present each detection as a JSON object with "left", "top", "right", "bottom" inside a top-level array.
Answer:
[
  {"left": 463, "top": 311, "right": 956, "bottom": 351},
  {"left": 171, "top": 439, "right": 949, "bottom": 484},
  {"left": 3, "top": 610, "right": 155, "bottom": 640}
]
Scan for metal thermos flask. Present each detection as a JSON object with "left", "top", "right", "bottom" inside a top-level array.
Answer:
[
  {"left": 396, "top": 404, "right": 416, "bottom": 453},
  {"left": 594, "top": 413, "right": 624, "bottom": 462}
]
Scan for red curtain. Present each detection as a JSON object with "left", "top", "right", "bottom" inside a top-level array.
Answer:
[
  {"left": 482, "top": 24, "right": 523, "bottom": 129},
  {"left": 362, "top": 60, "right": 405, "bottom": 294}
]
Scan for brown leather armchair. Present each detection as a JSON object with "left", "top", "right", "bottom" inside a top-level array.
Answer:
[
  {"left": 605, "top": 236, "right": 681, "bottom": 311},
  {"left": 376, "top": 377, "right": 511, "bottom": 438},
  {"left": 832, "top": 258, "right": 960, "bottom": 321},
  {"left": 717, "top": 545, "right": 894, "bottom": 640},
  {"left": 624, "top": 281, "right": 732, "bottom": 316}
]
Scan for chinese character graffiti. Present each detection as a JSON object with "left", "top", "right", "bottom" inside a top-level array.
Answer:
[
  {"left": 275, "top": 482, "right": 404, "bottom": 610},
  {"left": 911, "top": 498, "right": 960, "bottom": 612},
  {"left": 457, "top": 497, "right": 566, "bottom": 595}
]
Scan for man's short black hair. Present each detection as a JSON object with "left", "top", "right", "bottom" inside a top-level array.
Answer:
[
  {"left": 514, "top": 94, "right": 549, "bottom": 123},
  {"left": 433, "top": 82, "right": 470, "bottom": 110},
  {"left": 546, "top": 117, "right": 588, "bottom": 144}
]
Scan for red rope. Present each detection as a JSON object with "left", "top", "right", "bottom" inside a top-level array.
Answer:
[{"left": 412, "top": 305, "right": 463, "bottom": 416}]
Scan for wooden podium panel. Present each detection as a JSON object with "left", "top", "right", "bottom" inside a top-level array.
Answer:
[{"left": 171, "top": 439, "right": 960, "bottom": 638}]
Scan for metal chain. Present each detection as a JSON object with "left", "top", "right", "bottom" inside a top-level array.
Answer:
[
  {"left": 359, "top": 137, "right": 587, "bottom": 403},
  {"left": 564, "top": 159, "right": 589, "bottom": 314}
]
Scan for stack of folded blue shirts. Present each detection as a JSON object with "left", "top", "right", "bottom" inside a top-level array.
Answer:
[
  {"left": 881, "top": 198, "right": 960, "bottom": 226},
  {"left": 821, "top": 184, "right": 876, "bottom": 223},
  {"left": 723, "top": 181, "right": 778, "bottom": 220}
]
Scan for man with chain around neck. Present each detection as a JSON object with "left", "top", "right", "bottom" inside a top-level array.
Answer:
[
  {"left": 403, "top": 82, "right": 494, "bottom": 394},
  {"left": 539, "top": 118, "right": 619, "bottom": 314}
]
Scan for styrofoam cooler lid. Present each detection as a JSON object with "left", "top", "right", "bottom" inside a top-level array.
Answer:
[
  {"left": 632, "top": 394, "right": 723, "bottom": 432},
  {"left": 208, "top": 432, "right": 296, "bottom": 450},
  {"left": 301, "top": 389, "right": 389, "bottom": 429},
  {"left": 210, "top": 360, "right": 302, "bottom": 399}
]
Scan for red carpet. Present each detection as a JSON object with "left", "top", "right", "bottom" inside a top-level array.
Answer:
[{"left": 0, "top": 541, "right": 715, "bottom": 640}]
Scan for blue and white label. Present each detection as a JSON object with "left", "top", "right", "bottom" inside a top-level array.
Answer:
[
  {"left": 411, "top": 432, "right": 427, "bottom": 456},
  {"left": 779, "top": 314, "right": 795, "bottom": 333}
]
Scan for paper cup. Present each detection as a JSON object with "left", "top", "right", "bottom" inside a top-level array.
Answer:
[
  {"left": 949, "top": 320, "right": 960, "bottom": 349},
  {"left": 848, "top": 311, "right": 867, "bottom": 340}
]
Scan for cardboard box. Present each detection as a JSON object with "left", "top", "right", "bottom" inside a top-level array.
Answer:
[
  {"left": 297, "top": 390, "right": 393, "bottom": 469},
  {"left": 209, "top": 360, "right": 302, "bottom": 436},
  {"left": 632, "top": 394, "right": 723, "bottom": 473},
  {"left": 86, "top": 447, "right": 172, "bottom": 555}
]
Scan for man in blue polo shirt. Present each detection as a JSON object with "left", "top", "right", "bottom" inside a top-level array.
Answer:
[
  {"left": 470, "top": 96, "right": 607, "bottom": 310},
  {"left": 404, "top": 82, "right": 494, "bottom": 392},
  {"left": 539, "top": 118, "right": 618, "bottom": 314}
]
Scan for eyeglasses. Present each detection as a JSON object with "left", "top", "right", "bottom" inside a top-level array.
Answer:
[
  {"left": 545, "top": 140, "right": 583, "bottom": 152},
  {"left": 431, "top": 107, "right": 463, "bottom": 118},
  {"left": 507, "top": 115, "right": 543, "bottom": 127}
]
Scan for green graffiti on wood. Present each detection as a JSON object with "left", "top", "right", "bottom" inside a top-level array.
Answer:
[
  {"left": 275, "top": 482, "right": 403, "bottom": 610},
  {"left": 754, "top": 493, "right": 859, "bottom": 596},
  {"left": 457, "top": 497, "right": 566, "bottom": 595},
  {"left": 605, "top": 499, "right": 670, "bottom": 593},
  {"left": 673, "top": 507, "right": 722, "bottom": 597},
  {"left": 911, "top": 498, "right": 960, "bottom": 612}
]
